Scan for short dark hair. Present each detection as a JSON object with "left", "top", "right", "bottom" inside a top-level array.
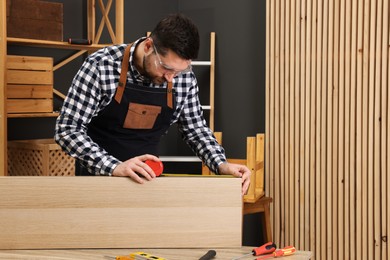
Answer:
[{"left": 150, "top": 13, "right": 200, "bottom": 60}]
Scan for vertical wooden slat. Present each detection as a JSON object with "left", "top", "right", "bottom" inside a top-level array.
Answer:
[
  {"left": 331, "top": 1, "right": 339, "bottom": 259},
  {"left": 333, "top": 0, "right": 347, "bottom": 259},
  {"left": 284, "top": 0, "right": 291, "bottom": 247},
  {"left": 115, "top": 0, "right": 124, "bottom": 44},
  {"left": 299, "top": 0, "right": 305, "bottom": 250},
  {"left": 268, "top": 0, "right": 275, "bottom": 243},
  {"left": 294, "top": 0, "right": 301, "bottom": 249},
  {"left": 289, "top": 0, "right": 296, "bottom": 247},
  {"left": 274, "top": 0, "right": 281, "bottom": 247},
  {"left": 279, "top": 0, "right": 286, "bottom": 246},
  {"left": 304, "top": 0, "right": 311, "bottom": 250},
  {"left": 374, "top": 0, "right": 383, "bottom": 259},
  {"left": 315, "top": 1, "right": 323, "bottom": 259},
  {"left": 368, "top": 0, "right": 377, "bottom": 258},
  {"left": 381, "top": 1, "right": 389, "bottom": 259},
  {"left": 309, "top": 0, "right": 317, "bottom": 254},
  {"left": 326, "top": 0, "right": 334, "bottom": 258},
  {"left": 343, "top": 0, "right": 352, "bottom": 258},
  {"left": 0, "top": 0, "right": 6, "bottom": 176},
  {"left": 209, "top": 32, "right": 216, "bottom": 131},
  {"left": 362, "top": 1, "right": 371, "bottom": 259},
  {"left": 265, "top": 0, "right": 271, "bottom": 201},
  {"left": 87, "top": 0, "right": 96, "bottom": 43},
  {"left": 356, "top": 0, "right": 364, "bottom": 259},
  {"left": 321, "top": 0, "right": 328, "bottom": 258},
  {"left": 349, "top": 0, "right": 358, "bottom": 258}
]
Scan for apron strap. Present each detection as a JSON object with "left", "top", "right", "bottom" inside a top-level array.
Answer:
[
  {"left": 114, "top": 44, "right": 131, "bottom": 104},
  {"left": 114, "top": 42, "right": 174, "bottom": 109},
  {"left": 167, "top": 81, "right": 173, "bottom": 109}
]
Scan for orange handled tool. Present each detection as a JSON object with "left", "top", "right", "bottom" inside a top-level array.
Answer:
[
  {"left": 231, "top": 242, "right": 277, "bottom": 260},
  {"left": 256, "top": 246, "right": 296, "bottom": 259}
]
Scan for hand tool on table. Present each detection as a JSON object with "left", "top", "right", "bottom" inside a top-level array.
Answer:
[
  {"left": 199, "top": 249, "right": 216, "bottom": 260},
  {"left": 256, "top": 246, "right": 296, "bottom": 259},
  {"left": 105, "top": 251, "right": 166, "bottom": 260},
  {"left": 231, "top": 242, "right": 277, "bottom": 260}
]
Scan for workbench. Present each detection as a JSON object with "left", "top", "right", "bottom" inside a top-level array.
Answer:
[{"left": 0, "top": 247, "right": 312, "bottom": 259}]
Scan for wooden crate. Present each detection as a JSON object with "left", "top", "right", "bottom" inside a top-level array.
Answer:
[
  {"left": 6, "top": 55, "right": 53, "bottom": 114},
  {"left": 7, "top": 139, "right": 75, "bottom": 176},
  {"left": 6, "top": 0, "right": 63, "bottom": 41}
]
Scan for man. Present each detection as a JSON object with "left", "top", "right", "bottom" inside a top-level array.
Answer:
[{"left": 55, "top": 13, "right": 251, "bottom": 195}]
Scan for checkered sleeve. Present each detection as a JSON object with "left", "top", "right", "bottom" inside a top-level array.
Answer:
[
  {"left": 54, "top": 52, "right": 121, "bottom": 175},
  {"left": 176, "top": 76, "right": 227, "bottom": 173}
]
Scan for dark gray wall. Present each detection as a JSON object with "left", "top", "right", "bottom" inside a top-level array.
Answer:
[{"left": 7, "top": 0, "right": 266, "bottom": 246}]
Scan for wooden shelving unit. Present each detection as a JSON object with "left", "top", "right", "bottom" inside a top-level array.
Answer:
[{"left": 0, "top": 0, "right": 125, "bottom": 176}]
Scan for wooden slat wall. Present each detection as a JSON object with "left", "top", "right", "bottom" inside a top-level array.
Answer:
[
  {"left": 0, "top": 0, "right": 7, "bottom": 176},
  {"left": 265, "top": 0, "right": 389, "bottom": 259}
]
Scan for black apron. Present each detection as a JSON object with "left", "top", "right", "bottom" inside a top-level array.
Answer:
[{"left": 76, "top": 44, "right": 175, "bottom": 175}]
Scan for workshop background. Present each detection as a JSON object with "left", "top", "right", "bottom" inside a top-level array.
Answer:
[{"left": 7, "top": 0, "right": 267, "bottom": 247}]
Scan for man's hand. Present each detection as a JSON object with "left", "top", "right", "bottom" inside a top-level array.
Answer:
[
  {"left": 218, "top": 162, "right": 251, "bottom": 195},
  {"left": 112, "top": 154, "right": 161, "bottom": 183}
]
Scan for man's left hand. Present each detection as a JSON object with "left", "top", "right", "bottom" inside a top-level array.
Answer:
[{"left": 218, "top": 162, "right": 251, "bottom": 195}]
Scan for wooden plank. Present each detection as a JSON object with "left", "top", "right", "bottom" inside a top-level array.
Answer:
[
  {"left": 0, "top": 176, "right": 242, "bottom": 249},
  {"left": 299, "top": 0, "right": 305, "bottom": 250},
  {"left": 279, "top": 0, "right": 285, "bottom": 246},
  {"left": 7, "top": 99, "right": 53, "bottom": 113},
  {"left": 336, "top": 0, "right": 343, "bottom": 259},
  {"left": 310, "top": 0, "right": 318, "bottom": 257},
  {"left": 6, "top": 70, "right": 52, "bottom": 85},
  {"left": 7, "top": 55, "right": 53, "bottom": 71},
  {"left": 321, "top": 0, "right": 328, "bottom": 258},
  {"left": 349, "top": 1, "right": 358, "bottom": 258},
  {"left": 88, "top": 0, "right": 95, "bottom": 43},
  {"left": 283, "top": 0, "right": 290, "bottom": 247},
  {"left": 265, "top": 0, "right": 270, "bottom": 200},
  {"left": 294, "top": 0, "right": 300, "bottom": 248},
  {"left": 315, "top": 0, "right": 322, "bottom": 258},
  {"left": 274, "top": 0, "right": 281, "bottom": 246},
  {"left": 268, "top": 0, "right": 275, "bottom": 245},
  {"left": 373, "top": 0, "right": 383, "bottom": 258},
  {"left": 381, "top": 1, "right": 389, "bottom": 259},
  {"left": 303, "top": 0, "right": 311, "bottom": 250},
  {"left": 362, "top": 0, "right": 370, "bottom": 259},
  {"left": 289, "top": 0, "right": 296, "bottom": 247},
  {"left": 344, "top": 0, "right": 352, "bottom": 258},
  {"left": 0, "top": 0, "right": 6, "bottom": 177},
  {"left": 209, "top": 32, "right": 216, "bottom": 131},
  {"left": 356, "top": 0, "right": 364, "bottom": 257},
  {"left": 115, "top": 0, "right": 124, "bottom": 44},
  {"left": 7, "top": 84, "right": 52, "bottom": 98}
]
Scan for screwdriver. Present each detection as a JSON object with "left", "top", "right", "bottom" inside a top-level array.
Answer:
[
  {"left": 256, "top": 246, "right": 296, "bottom": 259},
  {"left": 232, "top": 242, "right": 277, "bottom": 260}
]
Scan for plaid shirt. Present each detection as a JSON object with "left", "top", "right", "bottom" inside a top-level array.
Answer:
[{"left": 55, "top": 37, "right": 226, "bottom": 175}]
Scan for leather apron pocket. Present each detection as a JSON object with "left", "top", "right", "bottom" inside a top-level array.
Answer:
[{"left": 123, "top": 103, "right": 162, "bottom": 129}]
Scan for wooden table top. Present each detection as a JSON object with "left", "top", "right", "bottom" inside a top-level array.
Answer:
[{"left": 0, "top": 247, "right": 312, "bottom": 259}]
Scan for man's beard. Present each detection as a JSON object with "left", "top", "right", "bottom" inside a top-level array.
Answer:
[{"left": 143, "top": 56, "right": 166, "bottom": 85}]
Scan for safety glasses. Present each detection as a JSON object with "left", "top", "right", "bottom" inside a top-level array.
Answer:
[{"left": 152, "top": 43, "right": 192, "bottom": 77}]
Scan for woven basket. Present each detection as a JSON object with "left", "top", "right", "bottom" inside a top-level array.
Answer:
[{"left": 8, "top": 139, "right": 74, "bottom": 176}]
